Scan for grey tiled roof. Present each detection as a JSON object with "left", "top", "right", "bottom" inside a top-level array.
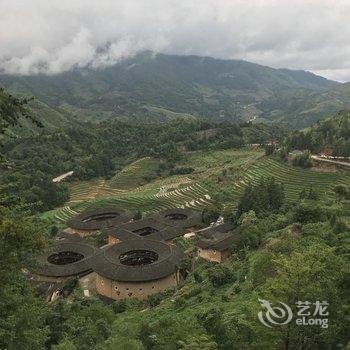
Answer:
[
  {"left": 30, "top": 241, "right": 97, "bottom": 277},
  {"left": 91, "top": 239, "right": 183, "bottom": 282},
  {"left": 67, "top": 207, "right": 133, "bottom": 230},
  {"left": 150, "top": 208, "right": 202, "bottom": 228},
  {"left": 106, "top": 217, "right": 183, "bottom": 241}
]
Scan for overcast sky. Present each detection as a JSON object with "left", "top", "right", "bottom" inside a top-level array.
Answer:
[{"left": 1, "top": 0, "right": 350, "bottom": 81}]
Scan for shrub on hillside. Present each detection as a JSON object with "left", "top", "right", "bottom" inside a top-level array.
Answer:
[
  {"left": 169, "top": 167, "right": 194, "bottom": 175},
  {"left": 292, "top": 151, "right": 313, "bottom": 168},
  {"left": 333, "top": 184, "right": 350, "bottom": 200},
  {"left": 207, "top": 265, "right": 235, "bottom": 287},
  {"left": 292, "top": 203, "right": 326, "bottom": 224},
  {"left": 237, "top": 177, "right": 285, "bottom": 216},
  {"left": 202, "top": 205, "right": 221, "bottom": 225}
]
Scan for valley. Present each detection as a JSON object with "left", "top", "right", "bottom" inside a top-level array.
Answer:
[{"left": 43, "top": 148, "right": 350, "bottom": 228}]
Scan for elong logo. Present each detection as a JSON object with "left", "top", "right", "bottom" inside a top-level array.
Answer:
[{"left": 258, "top": 299, "right": 329, "bottom": 329}]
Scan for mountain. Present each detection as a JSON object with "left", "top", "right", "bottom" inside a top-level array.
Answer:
[
  {"left": 0, "top": 51, "right": 345, "bottom": 128},
  {"left": 257, "top": 83, "right": 350, "bottom": 128}
]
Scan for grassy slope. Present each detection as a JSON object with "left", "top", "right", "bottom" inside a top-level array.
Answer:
[{"left": 42, "top": 148, "right": 350, "bottom": 226}]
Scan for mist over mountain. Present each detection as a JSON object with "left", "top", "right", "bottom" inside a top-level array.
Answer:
[{"left": 0, "top": 52, "right": 347, "bottom": 129}]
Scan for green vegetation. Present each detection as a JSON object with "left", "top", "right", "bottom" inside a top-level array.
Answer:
[
  {"left": 1, "top": 84, "right": 350, "bottom": 349},
  {"left": 237, "top": 177, "right": 285, "bottom": 216},
  {"left": 285, "top": 110, "right": 350, "bottom": 156},
  {"left": 291, "top": 150, "right": 313, "bottom": 168},
  {"left": 1, "top": 108, "right": 282, "bottom": 213}
]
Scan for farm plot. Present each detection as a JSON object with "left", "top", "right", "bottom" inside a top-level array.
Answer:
[
  {"left": 43, "top": 150, "right": 350, "bottom": 226},
  {"left": 109, "top": 157, "right": 162, "bottom": 189},
  {"left": 226, "top": 157, "right": 350, "bottom": 202},
  {"left": 45, "top": 175, "right": 212, "bottom": 225}
]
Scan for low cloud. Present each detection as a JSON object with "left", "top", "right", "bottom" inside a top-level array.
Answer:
[{"left": 1, "top": 0, "right": 350, "bottom": 81}]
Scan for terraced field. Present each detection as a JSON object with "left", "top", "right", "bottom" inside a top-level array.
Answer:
[
  {"left": 43, "top": 174, "right": 213, "bottom": 224},
  {"left": 109, "top": 157, "right": 161, "bottom": 189},
  {"left": 42, "top": 149, "right": 350, "bottom": 226},
  {"left": 226, "top": 157, "right": 350, "bottom": 202},
  {"left": 67, "top": 179, "right": 126, "bottom": 203}
]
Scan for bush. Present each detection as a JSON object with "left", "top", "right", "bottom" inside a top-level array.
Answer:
[
  {"left": 112, "top": 298, "right": 141, "bottom": 313},
  {"left": 63, "top": 277, "right": 78, "bottom": 296},
  {"left": 133, "top": 210, "right": 142, "bottom": 220},
  {"left": 333, "top": 184, "right": 350, "bottom": 200},
  {"left": 207, "top": 265, "right": 235, "bottom": 287},
  {"left": 169, "top": 167, "right": 194, "bottom": 175},
  {"left": 193, "top": 271, "right": 203, "bottom": 283},
  {"left": 147, "top": 293, "right": 162, "bottom": 307},
  {"left": 50, "top": 225, "right": 59, "bottom": 237},
  {"left": 202, "top": 205, "right": 221, "bottom": 225},
  {"left": 265, "top": 144, "right": 276, "bottom": 156},
  {"left": 292, "top": 151, "right": 313, "bottom": 168},
  {"left": 293, "top": 203, "right": 326, "bottom": 223}
]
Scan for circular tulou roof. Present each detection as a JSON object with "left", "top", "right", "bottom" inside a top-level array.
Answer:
[
  {"left": 151, "top": 208, "right": 202, "bottom": 228},
  {"left": 31, "top": 241, "right": 97, "bottom": 277},
  {"left": 67, "top": 207, "right": 133, "bottom": 230},
  {"left": 91, "top": 239, "right": 183, "bottom": 282}
]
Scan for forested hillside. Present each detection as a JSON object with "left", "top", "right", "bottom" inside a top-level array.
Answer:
[
  {"left": 284, "top": 110, "right": 350, "bottom": 156},
  {"left": 0, "top": 52, "right": 344, "bottom": 128}
]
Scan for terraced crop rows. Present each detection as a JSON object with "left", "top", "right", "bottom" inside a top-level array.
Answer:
[
  {"left": 48, "top": 178, "right": 212, "bottom": 224},
  {"left": 109, "top": 157, "right": 161, "bottom": 189},
  {"left": 227, "top": 157, "right": 350, "bottom": 202},
  {"left": 68, "top": 180, "right": 125, "bottom": 203},
  {"left": 44, "top": 152, "right": 350, "bottom": 225}
]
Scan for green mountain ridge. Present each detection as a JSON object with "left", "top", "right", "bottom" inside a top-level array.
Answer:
[{"left": 0, "top": 51, "right": 347, "bottom": 128}]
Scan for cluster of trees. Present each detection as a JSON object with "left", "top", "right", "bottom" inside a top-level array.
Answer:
[
  {"left": 284, "top": 110, "right": 350, "bottom": 156},
  {"left": 291, "top": 150, "right": 313, "bottom": 168},
  {"left": 237, "top": 177, "right": 285, "bottom": 217}
]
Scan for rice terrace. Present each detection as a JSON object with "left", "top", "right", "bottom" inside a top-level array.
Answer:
[{"left": 44, "top": 148, "right": 350, "bottom": 225}]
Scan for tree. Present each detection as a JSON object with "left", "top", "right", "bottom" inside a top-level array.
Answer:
[
  {"left": 292, "top": 203, "right": 326, "bottom": 223},
  {"left": 179, "top": 335, "right": 218, "bottom": 349},
  {"left": 198, "top": 308, "right": 234, "bottom": 349},
  {"left": 0, "top": 207, "right": 49, "bottom": 350},
  {"left": 292, "top": 151, "right": 313, "bottom": 168},
  {"left": 259, "top": 244, "right": 347, "bottom": 349},
  {"left": 264, "top": 144, "right": 275, "bottom": 156},
  {"left": 52, "top": 338, "right": 77, "bottom": 350},
  {"left": 207, "top": 265, "right": 235, "bottom": 287},
  {"left": 299, "top": 186, "right": 319, "bottom": 200},
  {"left": 48, "top": 297, "right": 114, "bottom": 350},
  {"left": 237, "top": 178, "right": 284, "bottom": 217},
  {"left": 202, "top": 205, "right": 221, "bottom": 225},
  {"left": 0, "top": 88, "right": 41, "bottom": 136},
  {"left": 134, "top": 210, "right": 142, "bottom": 220},
  {"left": 333, "top": 184, "right": 350, "bottom": 200}
]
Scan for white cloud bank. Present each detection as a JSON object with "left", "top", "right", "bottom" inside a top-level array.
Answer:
[{"left": 0, "top": 0, "right": 350, "bottom": 81}]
